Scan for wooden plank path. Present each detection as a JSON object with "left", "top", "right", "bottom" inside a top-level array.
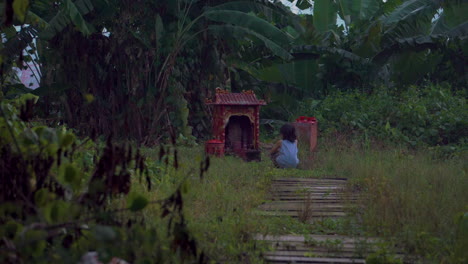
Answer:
[
  {"left": 258, "top": 178, "right": 359, "bottom": 221},
  {"left": 256, "top": 177, "right": 397, "bottom": 263}
]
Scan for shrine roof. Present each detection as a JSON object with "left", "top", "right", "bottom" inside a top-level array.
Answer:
[{"left": 206, "top": 88, "right": 266, "bottom": 106}]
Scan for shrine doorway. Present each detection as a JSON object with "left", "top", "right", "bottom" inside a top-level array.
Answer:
[{"left": 225, "top": 115, "right": 253, "bottom": 155}]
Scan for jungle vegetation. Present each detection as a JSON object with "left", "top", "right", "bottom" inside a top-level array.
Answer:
[{"left": 0, "top": 0, "right": 467, "bottom": 263}]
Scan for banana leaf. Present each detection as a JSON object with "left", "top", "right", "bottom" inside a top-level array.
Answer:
[
  {"left": 313, "top": 0, "right": 337, "bottom": 32},
  {"left": 205, "top": 10, "right": 292, "bottom": 47},
  {"left": 208, "top": 24, "right": 293, "bottom": 60}
]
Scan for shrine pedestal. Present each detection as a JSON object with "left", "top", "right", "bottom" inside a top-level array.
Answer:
[
  {"left": 205, "top": 140, "right": 225, "bottom": 157},
  {"left": 293, "top": 116, "right": 318, "bottom": 152}
]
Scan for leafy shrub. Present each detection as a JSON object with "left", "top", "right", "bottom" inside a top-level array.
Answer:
[
  {"left": 0, "top": 95, "right": 204, "bottom": 263},
  {"left": 297, "top": 84, "right": 467, "bottom": 151}
]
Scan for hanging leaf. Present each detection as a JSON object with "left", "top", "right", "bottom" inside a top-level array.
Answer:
[
  {"left": 209, "top": 24, "right": 293, "bottom": 60},
  {"left": 34, "top": 189, "right": 55, "bottom": 207},
  {"left": 209, "top": 0, "right": 302, "bottom": 32},
  {"left": 446, "top": 21, "right": 468, "bottom": 38},
  {"left": 155, "top": 14, "right": 164, "bottom": 48},
  {"left": 293, "top": 45, "right": 368, "bottom": 64},
  {"left": 432, "top": 1, "right": 468, "bottom": 34},
  {"left": 313, "top": 0, "right": 337, "bottom": 32},
  {"left": 352, "top": 22, "right": 382, "bottom": 58},
  {"left": 92, "top": 225, "right": 117, "bottom": 242},
  {"left": 64, "top": 164, "right": 78, "bottom": 185},
  {"left": 64, "top": 0, "right": 95, "bottom": 35},
  {"left": 209, "top": 0, "right": 292, "bottom": 16},
  {"left": 205, "top": 10, "right": 292, "bottom": 47},
  {"left": 382, "top": 0, "right": 436, "bottom": 26},
  {"left": 25, "top": 11, "right": 49, "bottom": 28},
  {"left": 337, "top": 0, "right": 380, "bottom": 22},
  {"left": 40, "top": 0, "right": 95, "bottom": 40},
  {"left": 296, "top": 0, "right": 313, "bottom": 10},
  {"left": 13, "top": 0, "right": 29, "bottom": 22},
  {"left": 128, "top": 194, "right": 149, "bottom": 212}
]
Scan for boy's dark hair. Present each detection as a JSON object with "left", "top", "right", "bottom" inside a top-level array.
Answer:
[{"left": 280, "top": 123, "right": 296, "bottom": 142}]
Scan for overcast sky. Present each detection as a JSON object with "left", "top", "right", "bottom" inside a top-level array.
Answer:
[
  {"left": 277, "top": 0, "right": 313, "bottom": 14},
  {"left": 276, "top": 0, "right": 348, "bottom": 27}
]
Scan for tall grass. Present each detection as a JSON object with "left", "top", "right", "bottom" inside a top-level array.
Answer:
[
  {"left": 128, "top": 146, "right": 278, "bottom": 262},
  {"left": 125, "top": 136, "right": 466, "bottom": 262},
  {"left": 309, "top": 137, "right": 468, "bottom": 262}
]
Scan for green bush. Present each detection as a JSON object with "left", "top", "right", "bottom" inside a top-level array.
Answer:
[
  {"left": 0, "top": 95, "right": 203, "bottom": 263},
  {"left": 297, "top": 85, "right": 467, "bottom": 151}
]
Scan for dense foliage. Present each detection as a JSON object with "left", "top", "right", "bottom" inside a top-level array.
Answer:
[
  {"left": 0, "top": 0, "right": 466, "bottom": 262},
  {"left": 0, "top": 95, "right": 205, "bottom": 263},
  {"left": 1, "top": 0, "right": 466, "bottom": 144},
  {"left": 297, "top": 85, "right": 467, "bottom": 152},
  {"left": 1, "top": 0, "right": 298, "bottom": 142}
]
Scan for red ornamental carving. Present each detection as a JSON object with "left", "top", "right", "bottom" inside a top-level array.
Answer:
[{"left": 205, "top": 88, "right": 266, "bottom": 159}]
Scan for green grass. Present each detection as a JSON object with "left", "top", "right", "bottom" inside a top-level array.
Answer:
[
  {"left": 127, "top": 146, "right": 278, "bottom": 262},
  {"left": 309, "top": 138, "right": 468, "bottom": 263},
  {"left": 125, "top": 136, "right": 467, "bottom": 263}
]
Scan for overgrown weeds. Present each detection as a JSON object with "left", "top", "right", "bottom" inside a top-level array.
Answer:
[
  {"left": 298, "top": 192, "right": 313, "bottom": 223},
  {"left": 259, "top": 132, "right": 466, "bottom": 262},
  {"left": 131, "top": 146, "right": 278, "bottom": 262},
  {"left": 305, "top": 137, "right": 468, "bottom": 263}
]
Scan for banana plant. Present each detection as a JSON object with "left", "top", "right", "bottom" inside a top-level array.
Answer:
[
  {"left": 255, "top": 0, "right": 467, "bottom": 97},
  {"left": 2, "top": 0, "right": 301, "bottom": 142}
]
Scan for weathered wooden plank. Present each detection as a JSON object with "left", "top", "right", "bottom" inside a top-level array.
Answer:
[
  {"left": 271, "top": 184, "right": 347, "bottom": 188},
  {"left": 268, "top": 194, "right": 356, "bottom": 199},
  {"left": 271, "top": 187, "right": 348, "bottom": 190},
  {"left": 259, "top": 206, "right": 347, "bottom": 212},
  {"left": 260, "top": 201, "right": 349, "bottom": 207},
  {"left": 271, "top": 185, "right": 346, "bottom": 188},
  {"left": 256, "top": 234, "right": 379, "bottom": 243},
  {"left": 271, "top": 184, "right": 347, "bottom": 187},
  {"left": 268, "top": 199, "right": 359, "bottom": 202},
  {"left": 271, "top": 183, "right": 346, "bottom": 186},
  {"left": 268, "top": 194, "right": 359, "bottom": 198},
  {"left": 267, "top": 197, "right": 360, "bottom": 201},
  {"left": 268, "top": 194, "right": 358, "bottom": 198},
  {"left": 269, "top": 245, "right": 374, "bottom": 254},
  {"left": 258, "top": 178, "right": 380, "bottom": 264},
  {"left": 272, "top": 185, "right": 345, "bottom": 188},
  {"left": 263, "top": 255, "right": 366, "bottom": 263},
  {"left": 270, "top": 193, "right": 351, "bottom": 197},
  {"left": 264, "top": 202, "right": 357, "bottom": 206},
  {"left": 267, "top": 249, "right": 369, "bottom": 257},
  {"left": 257, "top": 211, "right": 347, "bottom": 217},
  {"left": 269, "top": 189, "right": 352, "bottom": 193},
  {"left": 266, "top": 241, "right": 377, "bottom": 249},
  {"left": 271, "top": 191, "right": 349, "bottom": 195},
  {"left": 260, "top": 210, "right": 348, "bottom": 213},
  {"left": 267, "top": 247, "right": 405, "bottom": 258},
  {"left": 274, "top": 178, "right": 348, "bottom": 182},
  {"left": 263, "top": 251, "right": 366, "bottom": 259},
  {"left": 266, "top": 201, "right": 359, "bottom": 205}
]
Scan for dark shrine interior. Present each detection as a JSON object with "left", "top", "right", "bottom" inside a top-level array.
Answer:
[{"left": 225, "top": 115, "right": 253, "bottom": 153}]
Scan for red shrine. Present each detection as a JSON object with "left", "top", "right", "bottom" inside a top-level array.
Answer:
[{"left": 205, "top": 88, "right": 266, "bottom": 159}]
